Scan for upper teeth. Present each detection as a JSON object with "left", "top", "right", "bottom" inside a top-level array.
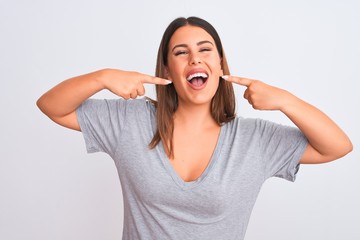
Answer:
[{"left": 186, "top": 72, "right": 208, "bottom": 81}]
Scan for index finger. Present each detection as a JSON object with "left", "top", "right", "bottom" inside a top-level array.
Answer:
[
  {"left": 222, "top": 75, "right": 252, "bottom": 87},
  {"left": 141, "top": 75, "right": 172, "bottom": 85}
]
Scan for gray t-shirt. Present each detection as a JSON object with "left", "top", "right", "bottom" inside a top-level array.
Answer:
[{"left": 76, "top": 98, "right": 308, "bottom": 240}]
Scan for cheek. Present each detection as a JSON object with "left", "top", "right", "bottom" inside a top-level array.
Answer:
[
  {"left": 212, "top": 77, "right": 221, "bottom": 89},
  {"left": 206, "top": 55, "right": 222, "bottom": 72},
  {"left": 166, "top": 62, "right": 184, "bottom": 80},
  {"left": 212, "top": 63, "right": 223, "bottom": 77}
]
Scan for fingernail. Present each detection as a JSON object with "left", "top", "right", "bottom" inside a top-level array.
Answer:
[
  {"left": 165, "top": 80, "right": 172, "bottom": 85},
  {"left": 221, "top": 75, "right": 229, "bottom": 80}
]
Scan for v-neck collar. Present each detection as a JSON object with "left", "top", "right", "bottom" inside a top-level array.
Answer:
[{"left": 157, "top": 123, "right": 227, "bottom": 190}]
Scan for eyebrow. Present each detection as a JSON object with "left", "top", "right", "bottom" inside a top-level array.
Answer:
[{"left": 171, "top": 40, "right": 214, "bottom": 52}]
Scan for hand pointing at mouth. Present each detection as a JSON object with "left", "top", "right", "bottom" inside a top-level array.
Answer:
[
  {"left": 101, "top": 69, "right": 172, "bottom": 100},
  {"left": 36, "top": 68, "right": 172, "bottom": 131},
  {"left": 222, "top": 75, "right": 293, "bottom": 111}
]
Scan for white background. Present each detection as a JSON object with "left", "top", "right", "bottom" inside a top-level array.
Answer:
[{"left": 1, "top": 0, "right": 359, "bottom": 239}]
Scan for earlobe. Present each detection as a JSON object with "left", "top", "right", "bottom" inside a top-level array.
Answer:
[
  {"left": 220, "top": 69, "right": 224, "bottom": 76},
  {"left": 220, "top": 58, "right": 224, "bottom": 75},
  {"left": 164, "top": 68, "right": 172, "bottom": 80}
]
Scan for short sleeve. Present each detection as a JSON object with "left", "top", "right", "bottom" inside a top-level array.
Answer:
[
  {"left": 76, "top": 98, "right": 127, "bottom": 156},
  {"left": 258, "top": 119, "right": 308, "bottom": 181}
]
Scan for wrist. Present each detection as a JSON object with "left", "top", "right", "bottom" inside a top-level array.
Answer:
[
  {"left": 278, "top": 90, "right": 300, "bottom": 113},
  {"left": 94, "top": 68, "right": 114, "bottom": 90}
]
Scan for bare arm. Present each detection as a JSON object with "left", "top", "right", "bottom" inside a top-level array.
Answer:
[
  {"left": 37, "top": 69, "right": 171, "bottom": 131},
  {"left": 223, "top": 75, "right": 353, "bottom": 164},
  {"left": 277, "top": 90, "right": 352, "bottom": 164}
]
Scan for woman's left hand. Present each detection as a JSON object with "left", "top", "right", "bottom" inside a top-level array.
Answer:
[
  {"left": 222, "top": 75, "right": 352, "bottom": 164},
  {"left": 222, "top": 75, "right": 292, "bottom": 111}
]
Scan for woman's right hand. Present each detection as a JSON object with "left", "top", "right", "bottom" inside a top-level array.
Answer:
[
  {"left": 37, "top": 68, "right": 171, "bottom": 131},
  {"left": 100, "top": 69, "right": 172, "bottom": 99}
]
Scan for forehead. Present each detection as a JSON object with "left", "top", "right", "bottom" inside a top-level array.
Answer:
[{"left": 169, "top": 25, "right": 215, "bottom": 47}]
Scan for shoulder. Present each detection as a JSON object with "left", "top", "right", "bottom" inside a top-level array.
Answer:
[
  {"left": 125, "top": 97, "right": 156, "bottom": 110},
  {"left": 230, "top": 116, "right": 292, "bottom": 129},
  {"left": 81, "top": 97, "right": 156, "bottom": 112},
  {"left": 221, "top": 117, "right": 260, "bottom": 142},
  {"left": 224, "top": 116, "right": 296, "bottom": 138},
  {"left": 225, "top": 116, "right": 264, "bottom": 131},
  {"left": 127, "top": 98, "right": 157, "bottom": 116}
]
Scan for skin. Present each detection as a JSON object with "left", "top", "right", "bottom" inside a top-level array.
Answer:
[
  {"left": 36, "top": 69, "right": 171, "bottom": 130},
  {"left": 223, "top": 75, "right": 353, "bottom": 164},
  {"left": 37, "top": 25, "right": 352, "bottom": 182},
  {"left": 165, "top": 26, "right": 225, "bottom": 181},
  {"left": 166, "top": 26, "right": 223, "bottom": 108}
]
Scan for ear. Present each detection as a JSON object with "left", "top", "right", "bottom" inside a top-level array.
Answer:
[
  {"left": 164, "top": 67, "right": 172, "bottom": 80},
  {"left": 220, "top": 58, "right": 224, "bottom": 73},
  {"left": 219, "top": 61, "right": 224, "bottom": 76}
]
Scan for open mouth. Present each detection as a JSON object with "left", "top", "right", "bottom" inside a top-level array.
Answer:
[{"left": 186, "top": 72, "right": 209, "bottom": 87}]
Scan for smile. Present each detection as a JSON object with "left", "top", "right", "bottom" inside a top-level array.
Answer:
[{"left": 186, "top": 71, "right": 209, "bottom": 89}]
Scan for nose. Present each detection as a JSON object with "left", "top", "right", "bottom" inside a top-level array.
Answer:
[{"left": 189, "top": 53, "right": 202, "bottom": 65}]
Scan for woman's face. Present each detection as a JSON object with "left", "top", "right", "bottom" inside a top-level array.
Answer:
[{"left": 166, "top": 25, "right": 223, "bottom": 107}]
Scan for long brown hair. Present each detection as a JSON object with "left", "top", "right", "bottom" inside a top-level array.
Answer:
[{"left": 148, "top": 16, "right": 236, "bottom": 158}]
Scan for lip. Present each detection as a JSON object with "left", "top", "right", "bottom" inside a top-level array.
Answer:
[
  {"left": 185, "top": 68, "right": 209, "bottom": 79},
  {"left": 185, "top": 68, "right": 209, "bottom": 90}
]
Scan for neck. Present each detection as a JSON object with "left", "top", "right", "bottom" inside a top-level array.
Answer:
[{"left": 174, "top": 102, "right": 217, "bottom": 130}]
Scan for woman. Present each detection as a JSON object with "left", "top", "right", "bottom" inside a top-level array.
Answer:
[{"left": 37, "top": 17, "right": 352, "bottom": 239}]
